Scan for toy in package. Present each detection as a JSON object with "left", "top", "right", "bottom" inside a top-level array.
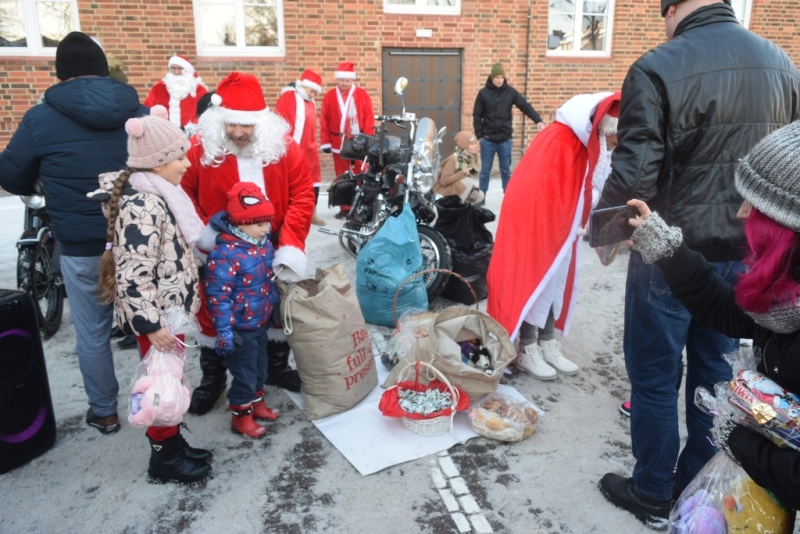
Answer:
[
  {"left": 669, "top": 452, "right": 792, "bottom": 534},
  {"left": 383, "top": 311, "right": 438, "bottom": 369},
  {"left": 128, "top": 345, "right": 192, "bottom": 428},
  {"left": 468, "top": 392, "right": 541, "bottom": 442}
]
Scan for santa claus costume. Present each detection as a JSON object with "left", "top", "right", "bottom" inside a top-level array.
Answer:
[
  {"left": 274, "top": 69, "right": 325, "bottom": 225},
  {"left": 182, "top": 71, "right": 314, "bottom": 412},
  {"left": 144, "top": 55, "right": 208, "bottom": 132},
  {"left": 486, "top": 92, "right": 620, "bottom": 379},
  {"left": 320, "top": 61, "right": 376, "bottom": 177}
]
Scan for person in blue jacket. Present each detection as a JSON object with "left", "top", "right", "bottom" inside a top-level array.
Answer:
[{"left": 0, "top": 31, "right": 148, "bottom": 435}]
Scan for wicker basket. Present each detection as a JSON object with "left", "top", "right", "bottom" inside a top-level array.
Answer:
[{"left": 396, "top": 361, "right": 460, "bottom": 437}]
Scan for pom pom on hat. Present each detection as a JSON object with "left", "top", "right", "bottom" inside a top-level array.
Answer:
[
  {"left": 126, "top": 108, "right": 190, "bottom": 169},
  {"left": 334, "top": 61, "right": 356, "bottom": 80},
  {"left": 149, "top": 104, "right": 169, "bottom": 121},
  {"left": 226, "top": 182, "right": 274, "bottom": 226}
]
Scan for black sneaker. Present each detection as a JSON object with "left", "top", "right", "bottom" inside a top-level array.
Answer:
[
  {"left": 86, "top": 408, "right": 121, "bottom": 435},
  {"left": 599, "top": 473, "right": 670, "bottom": 531}
]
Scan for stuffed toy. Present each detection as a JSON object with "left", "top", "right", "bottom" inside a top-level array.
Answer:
[
  {"left": 128, "top": 350, "right": 191, "bottom": 428},
  {"left": 459, "top": 340, "right": 493, "bottom": 372}
]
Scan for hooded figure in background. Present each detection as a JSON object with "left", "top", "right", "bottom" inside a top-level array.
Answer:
[{"left": 487, "top": 92, "right": 620, "bottom": 380}]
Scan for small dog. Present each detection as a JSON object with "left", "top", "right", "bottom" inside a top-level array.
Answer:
[{"left": 459, "top": 340, "right": 493, "bottom": 373}]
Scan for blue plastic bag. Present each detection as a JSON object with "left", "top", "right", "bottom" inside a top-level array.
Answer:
[{"left": 357, "top": 207, "right": 429, "bottom": 326}]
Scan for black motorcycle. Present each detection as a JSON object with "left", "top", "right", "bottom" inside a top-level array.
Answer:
[
  {"left": 320, "top": 78, "right": 453, "bottom": 300},
  {"left": 17, "top": 182, "right": 64, "bottom": 338}
]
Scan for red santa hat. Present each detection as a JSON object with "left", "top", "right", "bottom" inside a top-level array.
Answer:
[
  {"left": 334, "top": 61, "right": 356, "bottom": 80},
  {"left": 299, "top": 69, "right": 322, "bottom": 93},
  {"left": 168, "top": 55, "right": 196, "bottom": 76},
  {"left": 226, "top": 182, "right": 275, "bottom": 226},
  {"left": 210, "top": 71, "right": 270, "bottom": 125}
]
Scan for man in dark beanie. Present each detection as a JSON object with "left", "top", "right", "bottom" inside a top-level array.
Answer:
[
  {"left": 0, "top": 31, "right": 148, "bottom": 436},
  {"left": 596, "top": 0, "right": 800, "bottom": 529},
  {"left": 472, "top": 61, "right": 545, "bottom": 197}
]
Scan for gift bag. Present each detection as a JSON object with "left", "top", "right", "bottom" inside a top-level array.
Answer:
[
  {"left": 281, "top": 263, "right": 378, "bottom": 420},
  {"left": 384, "top": 307, "right": 517, "bottom": 398},
  {"left": 357, "top": 207, "right": 428, "bottom": 326},
  {"left": 669, "top": 452, "right": 793, "bottom": 533},
  {"left": 128, "top": 345, "right": 191, "bottom": 428}
]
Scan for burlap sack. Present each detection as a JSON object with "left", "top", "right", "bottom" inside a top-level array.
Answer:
[
  {"left": 280, "top": 263, "right": 377, "bottom": 420},
  {"left": 383, "top": 307, "right": 516, "bottom": 398}
]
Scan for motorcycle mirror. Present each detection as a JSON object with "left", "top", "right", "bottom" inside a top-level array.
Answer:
[
  {"left": 437, "top": 127, "right": 447, "bottom": 140},
  {"left": 394, "top": 77, "right": 408, "bottom": 96}
]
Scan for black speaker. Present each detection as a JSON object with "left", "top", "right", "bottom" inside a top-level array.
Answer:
[{"left": 0, "top": 289, "right": 56, "bottom": 474}]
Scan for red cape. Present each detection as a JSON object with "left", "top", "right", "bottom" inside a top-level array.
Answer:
[{"left": 486, "top": 93, "right": 620, "bottom": 340}]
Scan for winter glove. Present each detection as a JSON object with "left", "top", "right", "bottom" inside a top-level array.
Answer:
[
  {"left": 630, "top": 212, "right": 683, "bottom": 264},
  {"left": 322, "top": 147, "right": 332, "bottom": 154},
  {"left": 216, "top": 327, "right": 235, "bottom": 357},
  {"left": 711, "top": 415, "right": 741, "bottom": 465}
]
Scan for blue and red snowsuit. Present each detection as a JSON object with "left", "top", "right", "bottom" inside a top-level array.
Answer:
[{"left": 204, "top": 212, "right": 280, "bottom": 405}]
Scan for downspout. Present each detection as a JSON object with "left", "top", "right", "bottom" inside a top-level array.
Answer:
[{"left": 520, "top": 0, "right": 533, "bottom": 156}]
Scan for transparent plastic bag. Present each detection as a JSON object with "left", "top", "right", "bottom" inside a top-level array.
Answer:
[
  {"left": 468, "top": 392, "right": 541, "bottom": 442},
  {"left": 127, "top": 343, "right": 192, "bottom": 428},
  {"left": 384, "top": 310, "right": 438, "bottom": 369},
  {"left": 669, "top": 452, "right": 792, "bottom": 533}
]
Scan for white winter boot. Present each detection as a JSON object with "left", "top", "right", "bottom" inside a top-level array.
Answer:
[
  {"left": 539, "top": 339, "right": 579, "bottom": 375},
  {"left": 515, "top": 343, "right": 557, "bottom": 381}
]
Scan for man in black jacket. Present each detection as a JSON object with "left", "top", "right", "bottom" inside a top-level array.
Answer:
[
  {"left": 472, "top": 63, "right": 544, "bottom": 195},
  {"left": 596, "top": 0, "right": 800, "bottom": 529},
  {"left": 0, "top": 32, "right": 148, "bottom": 436}
]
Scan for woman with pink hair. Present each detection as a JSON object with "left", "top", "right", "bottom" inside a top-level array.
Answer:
[{"left": 623, "top": 120, "right": 800, "bottom": 511}]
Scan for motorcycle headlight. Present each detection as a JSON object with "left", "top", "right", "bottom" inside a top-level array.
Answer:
[{"left": 414, "top": 171, "right": 435, "bottom": 194}]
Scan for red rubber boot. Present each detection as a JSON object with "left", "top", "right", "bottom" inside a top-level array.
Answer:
[
  {"left": 252, "top": 390, "right": 281, "bottom": 421},
  {"left": 229, "top": 403, "right": 267, "bottom": 439}
]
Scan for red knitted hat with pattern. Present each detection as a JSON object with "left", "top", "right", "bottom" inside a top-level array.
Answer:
[{"left": 226, "top": 182, "right": 274, "bottom": 226}]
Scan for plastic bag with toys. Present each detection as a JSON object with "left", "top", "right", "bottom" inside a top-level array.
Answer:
[
  {"left": 469, "top": 392, "right": 542, "bottom": 442},
  {"left": 383, "top": 310, "right": 439, "bottom": 370}
]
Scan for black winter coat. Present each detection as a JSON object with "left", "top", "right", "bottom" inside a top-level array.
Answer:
[
  {"left": 0, "top": 77, "right": 148, "bottom": 256},
  {"left": 598, "top": 4, "right": 800, "bottom": 262},
  {"left": 657, "top": 242, "right": 800, "bottom": 510},
  {"left": 472, "top": 78, "right": 542, "bottom": 143}
]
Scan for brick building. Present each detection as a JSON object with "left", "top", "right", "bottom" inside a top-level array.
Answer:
[{"left": 1, "top": 0, "right": 798, "bottom": 159}]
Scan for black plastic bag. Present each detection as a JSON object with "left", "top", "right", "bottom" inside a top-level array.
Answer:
[
  {"left": 434, "top": 195, "right": 495, "bottom": 250},
  {"left": 442, "top": 243, "right": 493, "bottom": 304}
]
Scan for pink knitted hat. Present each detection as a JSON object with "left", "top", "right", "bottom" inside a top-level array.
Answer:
[{"left": 125, "top": 105, "right": 190, "bottom": 169}]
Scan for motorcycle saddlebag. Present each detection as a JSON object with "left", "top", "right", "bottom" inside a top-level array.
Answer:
[
  {"left": 339, "top": 134, "right": 379, "bottom": 161},
  {"left": 328, "top": 172, "right": 359, "bottom": 207}
]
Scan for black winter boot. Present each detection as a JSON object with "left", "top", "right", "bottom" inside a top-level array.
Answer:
[
  {"left": 147, "top": 434, "right": 211, "bottom": 484},
  {"left": 176, "top": 424, "right": 213, "bottom": 462},
  {"left": 265, "top": 339, "right": 302, "bottom": 393},
  {"left": 188, "top": 346, "right": 228, "bottom": 415}
]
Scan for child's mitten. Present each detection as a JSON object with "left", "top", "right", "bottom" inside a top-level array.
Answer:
[{"left": 216, "top": 326, "right": 235, "bottom": 357}]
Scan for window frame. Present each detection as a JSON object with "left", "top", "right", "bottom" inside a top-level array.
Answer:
[
  {"left": 383, "top": 0, "right": 461, "bottom": 16},
  {"left": 546, "top": 0, "right": 616, "bottom": 58},
  {"left": 730, "top": 0, "right": 752, "bottom": 28},
  {"left": 193, "top": 0, "right": 286, "bottom": 58},
  {"left": 0, "top": 0, "right": 80, "bottom": 57}
]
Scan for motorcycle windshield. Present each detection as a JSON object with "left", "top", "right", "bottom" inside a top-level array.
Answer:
[{"left": 412, "top": 117, "right": 441, "bottom": 193}]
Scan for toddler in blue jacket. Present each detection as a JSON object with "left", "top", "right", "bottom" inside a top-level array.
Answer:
[{"left": 204, "top": 182, "right": 281, "bottom": 438}]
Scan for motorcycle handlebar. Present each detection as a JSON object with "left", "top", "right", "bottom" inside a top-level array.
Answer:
[{"left": 374, "top": 114, "right": 415, "bottom": 123}]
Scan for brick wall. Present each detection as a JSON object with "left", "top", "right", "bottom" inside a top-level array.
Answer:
[{"left": 1, "top": 0, "right": 799, "bottom": 163}]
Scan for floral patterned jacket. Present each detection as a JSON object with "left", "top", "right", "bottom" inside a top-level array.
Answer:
[{"left": 106, "top": 176, "right": 201, "bottom": 336}]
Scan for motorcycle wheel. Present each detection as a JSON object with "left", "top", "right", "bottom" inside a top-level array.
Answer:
[
  {"left": 416, "top": 225, "right": 452, "bottom": 302},
  {"left": 17, "top": 239, "right": 64, "bottom": 339}
]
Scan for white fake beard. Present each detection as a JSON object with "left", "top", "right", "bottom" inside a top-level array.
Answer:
[
  {"left": 164, "top": 72, "right": 197, "bottom": 100},
  {"left": 592, "top": 135, "right": 613, "bottom": 196},
  {"left": 198, "top": 107, "right": 289, "bottom": 167}
]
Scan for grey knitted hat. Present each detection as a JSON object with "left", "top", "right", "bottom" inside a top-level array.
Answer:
[{"left": 735, "top": 121, "right": 800, "bottom": 232}]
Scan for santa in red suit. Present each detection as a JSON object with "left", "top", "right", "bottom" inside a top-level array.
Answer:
[
  {"left": 144, "top": 55, "right": 208, "bottom": 133},
  {"left": 320, "top": 61, "right": 376, "bottom": 217},
  {"left": 487, "top": 92, "right": 620, "bottom": 381},
  {"left": 182, "top": 72, "right": 315, "bottom": 412},
  {"left": 274, "top": 69, "right": 326, "bottom": 226}
]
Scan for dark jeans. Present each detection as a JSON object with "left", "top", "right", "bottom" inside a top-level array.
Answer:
[
  {"left": 624, "top": 251, "right": 744, "bottom": 500},
  {"left": 225, "top": 327, "right": 269, "bottom": 406},
  {"left": 479, "top": 138, "right": 512, "bottom": 193}
]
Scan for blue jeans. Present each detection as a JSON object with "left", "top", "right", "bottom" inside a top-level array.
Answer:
[
  {"left": 225, "top": 327, "right": 269, "bottom": 406},
  {"left": 625, "top": 251, "right": 744, "bottom": 500},
  {"left": 60, "top": 255, "right": 118, "bottom": 417},
  {"left": 479, "top": 138, "right": 512, "bottom": 193}
]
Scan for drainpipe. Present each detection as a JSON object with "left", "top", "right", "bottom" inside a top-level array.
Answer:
[{"left": 520, "top": 0, "right": 533, "bottom": 156}]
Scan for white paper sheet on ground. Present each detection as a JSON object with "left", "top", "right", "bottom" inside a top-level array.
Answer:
[{"left": 284, "top": 352, "right": 541, "bottom": 476}]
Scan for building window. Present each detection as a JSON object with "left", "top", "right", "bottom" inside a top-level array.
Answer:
[
  {"left": 194, "top": 0, "right": 285, "bottom": 57},
  {"left": 729, "top": 0, "right": 752, "bottom": 27},
  {"left": 0, "top": 0, "right": 79, "bottom": 55},
  {"left": 547, "top": 0, "right": 614, "bottom": 57},
  {"left": 383, "top": 0, "right": 460, "bottom": 16}
]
